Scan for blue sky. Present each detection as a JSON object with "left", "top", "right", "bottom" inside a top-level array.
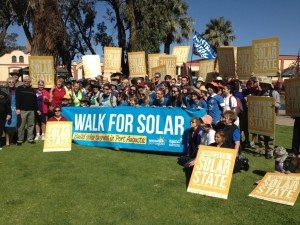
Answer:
[{"left": 8, "top": 0, "right": 300, "bottom": 57}]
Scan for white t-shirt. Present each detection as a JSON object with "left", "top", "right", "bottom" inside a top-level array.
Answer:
[
  {"left": 224, "top": 94, "right": 240, "bottom": 126},
  {"left": 200, "top": 129, "right": 216, "bottom": 146}
]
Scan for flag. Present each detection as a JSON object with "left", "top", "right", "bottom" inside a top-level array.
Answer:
[{"left": 193, "top": 32, "right": 216, "bottom": 59}]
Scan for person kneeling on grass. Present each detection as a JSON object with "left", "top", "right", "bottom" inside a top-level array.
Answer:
[
  {"left": 199, "top": 115, "right": 215, "bottom": 146},
  {"left": 48, "top": 107, "right": 67, "bottom": 122}
]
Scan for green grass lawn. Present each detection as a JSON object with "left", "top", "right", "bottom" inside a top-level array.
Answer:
[{"left": 0, "top": 125, "right": 299, "bottom": 225}]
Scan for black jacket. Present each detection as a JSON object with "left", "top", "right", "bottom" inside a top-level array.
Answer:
[
  {"left": 16, "top": 85, "right": 37, "bottom": 111},
  {"left": 0, "top": 90, "right": 11, "bottom": 120}
]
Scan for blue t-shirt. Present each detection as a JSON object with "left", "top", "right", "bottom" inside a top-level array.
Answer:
[
  {"left": 207, "top": 94, "right": 224, "bottom": 125},
  {"left": 187, "top": 99, "right": 207, "bottom": 110}
]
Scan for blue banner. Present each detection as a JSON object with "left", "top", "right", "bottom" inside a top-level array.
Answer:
[
  {"left": 193, "top": 32, "right": 216, "bottom": 59},
  {"left": 62, "top": 106, "right": 206, "bottom": 153}
]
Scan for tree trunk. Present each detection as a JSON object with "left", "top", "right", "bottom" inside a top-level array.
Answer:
[
  {"left": 164, "top": 32, "right": 173, "bottom": 54},
  {"left": 126, "top": 0, "right": 138, "bottom": 51}
]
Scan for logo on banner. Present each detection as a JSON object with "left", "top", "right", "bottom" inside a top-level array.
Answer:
[
  {"left": 249, "top": 173, "right": 300, "bottom": 206},
  {"left": 193, "top": 32, "right": 216, "bottom": 60},
  {"left": 187, "top": 146, "right": 237, "bottom": 199}
]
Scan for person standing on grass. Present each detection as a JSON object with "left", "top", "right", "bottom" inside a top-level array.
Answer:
[
  {"left": 35, "top": 80, "right": 50, "bottom": 141},
  {"left": 0, "top": 88, "right": 12, "bottom": 150},
  {"left": 5, "top": 77, "right": 18, "bottom": 147},
  {"left": 16, "top": 76, "right": 39, "bottom": 145}
]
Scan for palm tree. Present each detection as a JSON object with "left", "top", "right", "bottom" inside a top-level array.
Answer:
[
  {"left": 202, "top": 16, "right": 236, "bottom": 52},
  {"left": 202, "top": 16, "right": 235, "bottom": 70},
  {"left": 163, "top": 0, "right": 194, "bottom": 54}
]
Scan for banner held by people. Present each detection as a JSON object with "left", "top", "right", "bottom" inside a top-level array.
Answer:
[
  {"left": 43, "top": 122, "right": 73, "bottom": 152},
  {"left": 172, "top": 46, "right": 190, "bottom": 66},
  {"left": 128, "top": 51, "right": 147, "bottom": 78},
  {"left": 217, "top": 46, "right": 236, "bottom": 77},
  {"left": 193, "top": 32, "right": 216, "bottom": 60},
  {"left": 237, "top": 46, "right": 252, "bottom": 80},
  {"left": 62, "top": 106, "right": 206, "bottom": 153},
  {"left": 82, "top": 55, "right": 101, "bottom": 79},
  {"left": 29, "top": 56, "right": 55, "bottom": 88},
  {"left": 284, "top": 77, "right": 300, "bottom": 117},
  {"left": 252, "top": 37, "right": 279, "bottom": 77},
  {"left": 159, "top": 55, "right": 177, "bottom": 78},
  {"left": 187, "top": 146, "right": 238, "bottom": 199},
  {"left": 249, "top": 173, "right": 300, "bottom": 206},
  {"left": 248, "top": 96, "right": 276, "bottom": 137}
]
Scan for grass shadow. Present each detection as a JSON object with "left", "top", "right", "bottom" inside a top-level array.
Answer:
[{"left": 252, "top": 170, "right": 266, "bottom": 177}]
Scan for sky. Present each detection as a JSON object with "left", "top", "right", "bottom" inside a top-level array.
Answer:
[{"left": 7, "top": 0, "right": 300, "bottom": 58}]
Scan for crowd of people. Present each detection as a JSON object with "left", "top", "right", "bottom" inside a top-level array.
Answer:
[{"left": 0, "top": 71, "right": 299, "bottom": 173}]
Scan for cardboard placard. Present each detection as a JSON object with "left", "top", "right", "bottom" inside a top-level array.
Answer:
[
  {"left": 148, "top": 53, "right": 164, "bottom": 75},
  {"left": 284, "top": 77, "right": 300, "bottom": 117},
  {"left": 172, "top": 46, "right": 190, "bottom": 66},
  {"left": 248, "top": 96, "right": 276, "bottom": 137},
  {"left": 43, "top": 121, "right": 73, "bottom": 152},
  {"left": 29, "top": 56, "right": 55, "bottom": 88},
  {"left": 150, "top": 65, "right": 167, "bottom": 81},
  {"left": 104, "top": 47, "right": 122, "bottom": 72},
  {"left": 217, "top": 47, "right": 236, "bottom": 77},
  {"left": 128, "top": 51, "right": 147, "bottom": 77},
  {"left": 82, "top": 55, "right": 101, "bottom": 79},
  {"left": 158, "top": 55, "right": 177, "bottom": 78},
  {"left": 237, "top": 46, "right": 252, "bottom": 80},
  {"left": 187, "top": 146, "right": 238, "bottom": 199},
  {"left": 249, "top": 173, "right": 300, "bottom": 206},
  {"left": 198, "top": 59, "right": 215, "bottom": 82},
  {"left": 252, "top": 37, "right": 279, "bottom": 76}
]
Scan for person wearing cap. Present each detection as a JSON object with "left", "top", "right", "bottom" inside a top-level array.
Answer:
[
  {"left": 194, "top": 76, "right": 204, "bottom": 89},
  {"left": 61, "top": 93, "right": 72, "bottom": 107},
  {"left": 16, "top": 76, "right": 39, "bottom": 145},
  {"left": 206, "top": 82, "right": 225, "bottom": 127},
  {"left": 187, "top": 88, "right": 207, "bottom": 110},
  {"left": 199, "top": 115, "right": 215, "bottom": 146},
  {"left": 35, "top": 80, "right": 50, "bottom": 141}
]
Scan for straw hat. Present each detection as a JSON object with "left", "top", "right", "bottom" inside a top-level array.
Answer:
[{"left": 192, "top": 88, "right": 202, "bottom": 97}]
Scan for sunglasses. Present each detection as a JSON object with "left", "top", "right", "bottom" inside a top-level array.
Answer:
[{"left": 54, "top": 109, "right": 61, "bottom": 112}]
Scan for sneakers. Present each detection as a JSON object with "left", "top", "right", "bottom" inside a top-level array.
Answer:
[
  {"left": 34, "top": 135, "right": 40, "bottom": 141},
  {"left": 250, "top": 141, "right": 256, "bottom": 149},
  {"left": 41, "top": 134, "right": 45, "bottom": 140}
]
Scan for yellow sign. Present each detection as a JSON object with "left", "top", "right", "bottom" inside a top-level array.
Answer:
[
  {"left": 237, "top": 46, "right": 252, "bottom": 80},
  {"left": 82, "top": 55, "right": 101, "bottom": 79},
  {"left": 104, "top": 47, "right": 122, "bottom": 72},
  {"left": 217, "top": 47, "right": 236, "bottom": 77},
  {"left": 172, "top": 46, "right": 190, "bottom": 66},
  {"left": 43, "top": 121, "right": 73, "bottom": 152},
  {"left": 249, "top": 173, "right": 300, "bottom": 206},
  {"left": 159, "top": 55, "right": 177, "bottom": 78},
  {"left": 150, "top": 65, "right": 167, "bottom": 81},
  {"left": 128, "top": 51, "right": 147, "bottom": 77},
  {"left": 284, "top": 77, "right": 300, "bottom": 117},
  {"left": 187, "top": 146, "right": 238, "bottom": 199},
  {"left": 252, "top": 37, "right": 279, "bottom": 76},
  {"left": 248, "top": 96, "right": 275, "bottom": 137},
  {"left": 148, "top": 53, "right": 164, "bottom": 75},
  {"left": 198, "top": 59, "right": 215, "bottom": 82},
  {"left": 29, "top": 56, "right": 55, "bottom": 88}
]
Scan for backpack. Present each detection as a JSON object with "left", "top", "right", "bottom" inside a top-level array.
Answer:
[{"left": 229, "top": 95, "right": 243, "bottom": 116}]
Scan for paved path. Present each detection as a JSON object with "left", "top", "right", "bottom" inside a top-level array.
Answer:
[{"left": 276, "top": 110, "right": 294, "bottom": 126}]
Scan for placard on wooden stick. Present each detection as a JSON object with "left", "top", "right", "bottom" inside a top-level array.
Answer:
[
  {"left": 198, "top": 59, "right": 215, "bottom": 82},
  {"left": 248, "top": 96, "right": 276, "bottom": 137},
  {"left": 159, "top": 55, "right": 177, "bottom": 78},
  {"left": 150, "top": 65, "right": 166, "bottom": 81},
  {"left": 217, "top": 47, "right": 236, "bottom": 77},
  {"left": 43, "top": 122, "right": 73, "bottom": 152},
  {"left": 172, "top": 46, "right": 190, "bottom": 66},
  {"left": 187, "top": 146, "right": 238, "bottom": 199},
  {"left": 237, "top": 46, "right": 252, "bottom": 80},
  {"left": 249, "top": 173, "right": 300, "bottom": 206},
  {"left": 104, "top": 47, "right": 122, "bottom": 73},
  {"left": 82, "top": 55, "right": 101, "bottom": 79},
  {"left": 29, "top": 56, "right": 55, "bottom": 88},
  {"left": 148, "top": 53, "right": 164, "bottom": 75}
]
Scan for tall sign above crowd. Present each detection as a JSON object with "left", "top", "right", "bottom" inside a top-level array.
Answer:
[
  {"left": 172, "top": 46, "right": 190, "bottom": 66},
  {"left": 103, "top": 47, "right": 122, "bottom": 73},
  {"left": 217, "top": 47, "right": 236, "bottom": 77},
  {"left": 284, "top": 77, "right": 300, "bottom": 117},
  {"left": 237, "top": 46, "right": 252, "bottom": 80},
  {"left": 252, "top": 37, "right": 279, "bottom": 76},
  {"left": 159, "top": 55, "right": 177, "bottom": 78},
  {"left": 29, "top": 56, "right": 55, "bottom": 88},
  {"left": 82, "top": 55, "right": 101, "bottom": 79},
  {"left": 128, "top": 51, "right": 147, "bottom": 78}
]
